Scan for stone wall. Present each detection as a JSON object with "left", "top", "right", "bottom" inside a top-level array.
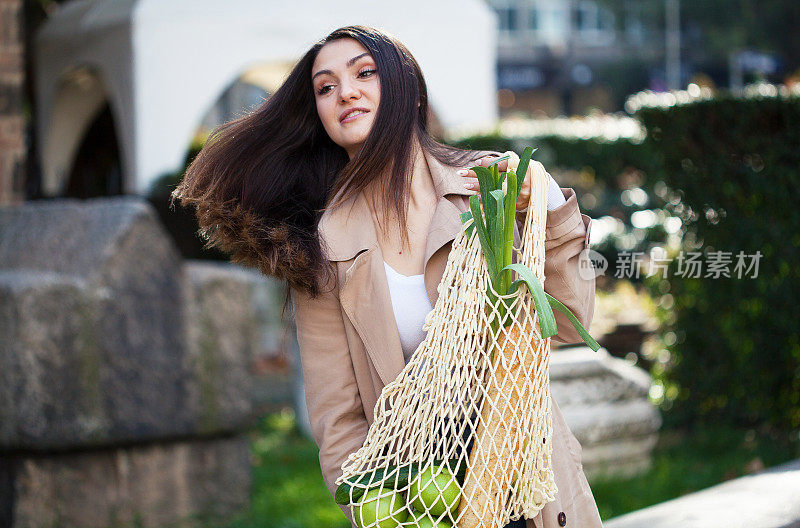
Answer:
[{"left": 0, "top": 197, "right": 286, "bottom": 527}]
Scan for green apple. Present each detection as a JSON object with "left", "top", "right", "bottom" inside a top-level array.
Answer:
[
  {"left": 354, "top": 486, "right": 409, "bottom": 528},
  {"left": 408, "top": 464, "right": 461, "bottom": 517},
  {"left": 406, "top": 510, "right": 454, "bottom": 528}
]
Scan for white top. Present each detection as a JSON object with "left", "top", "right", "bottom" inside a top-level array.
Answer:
[
  {"left": 383, "top": 261, "right": 433, "bottom": 364},
  {"left": 547, "top": 174, "right": 567, "bottom": 210},
  {"left": 518, "top": 173, "right": 568, "bottom": 213}
]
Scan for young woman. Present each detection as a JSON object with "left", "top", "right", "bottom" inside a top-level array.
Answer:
[{"left": 172, "top": 24, "right": 601, "bottom": 528}]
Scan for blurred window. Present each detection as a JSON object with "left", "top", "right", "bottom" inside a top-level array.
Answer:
[
  {"left": 625, "top": 3, "right": 645, "bottom": 45},
  {"left": 529, "top": 5, "right": 540, "bottom": 31},
  {"left": 497, "top": 6, "right": 519, "bottom": 32},
  {"left": 573, "top": 1, "right": 616, "bottom": 46}
]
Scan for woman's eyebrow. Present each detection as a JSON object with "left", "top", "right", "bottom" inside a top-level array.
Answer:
[{"left": 312, "top": 52, "right": 372, "bottom": 81}]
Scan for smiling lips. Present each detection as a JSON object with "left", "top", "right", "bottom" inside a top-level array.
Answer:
[{"left": 340, "top": 108, "right": 370, "bottom": 123}]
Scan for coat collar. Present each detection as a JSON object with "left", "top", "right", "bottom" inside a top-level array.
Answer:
[{"left": 318, "top": 148, "right": 497, "bottom": 386}]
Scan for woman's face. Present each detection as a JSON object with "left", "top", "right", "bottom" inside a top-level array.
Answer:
[{"left": 312, "top": 38, "right": 380, "bottom": 159}]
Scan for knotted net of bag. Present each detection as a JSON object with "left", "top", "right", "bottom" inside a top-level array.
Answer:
[{"left": 338, "top": 161, "right": 557, "bottom": 528}]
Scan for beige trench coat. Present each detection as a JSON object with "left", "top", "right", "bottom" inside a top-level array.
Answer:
[{"left": 292, "top": 149, "right": 603, "bottom": 528}]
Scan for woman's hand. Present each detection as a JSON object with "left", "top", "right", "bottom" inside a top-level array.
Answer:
[{"left": 457, "top": 154, "right": 533, "bottom": 211}]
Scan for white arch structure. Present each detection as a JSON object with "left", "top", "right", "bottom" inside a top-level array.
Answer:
[{"left": 34, "top": 0, "right": 498, "bottom": 196}]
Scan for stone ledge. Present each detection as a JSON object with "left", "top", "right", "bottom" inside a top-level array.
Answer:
[
  {"left": 581, "top": 434, "right": 658, "bottom": 479},
  {"left": 604, "top": 458, "right": 800, "bottom": 528},
  {"left": 550, "top": 346, "right": 662, "bottom": 480},
  {"left": 565, "top": 400, "right": 662, "bottom": 443},
  {"left": 551, "top": 347, "right": 651, "bottom": 392}
]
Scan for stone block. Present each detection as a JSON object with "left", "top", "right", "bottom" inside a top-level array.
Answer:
[
  {"left": 0, "top": 198, "right": 261, "bottom": 450},
  {"left": 181, "top": 260, "right": 286, "bottom": 431},
  {"left": 0, "top": 198, "right": 193, "bottom": 449},
  {"left": 0, "top": 435, "right": 251, "bottom": 528},
  {"left": 0, "top": 270, "right": 107, "bottom": 448},
  {"left": 551, "top": 347, "right": 662, "bottom": 479}
]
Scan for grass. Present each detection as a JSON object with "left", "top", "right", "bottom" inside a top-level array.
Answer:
[
  {"left": 216, "top": 408, "right": 351, "bottom": 528},
  {"left": 209, "top": 408, "right": 799, "bottom": 528}
]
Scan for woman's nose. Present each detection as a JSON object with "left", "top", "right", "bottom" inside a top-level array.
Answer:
[{"left": 339, "top": 79, "right": 360, "bottom": 101}]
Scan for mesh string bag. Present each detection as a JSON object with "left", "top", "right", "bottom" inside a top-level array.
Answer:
[{"left": 336, "top": 158, "right": 558, "bottom": 528}]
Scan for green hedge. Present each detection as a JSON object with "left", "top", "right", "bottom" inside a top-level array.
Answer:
[{"left": 636, "top": 94, "right": 800, "bottom": 431}]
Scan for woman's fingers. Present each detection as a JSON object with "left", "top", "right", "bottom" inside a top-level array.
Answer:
[
  {"left": 516, "top": 176, "right": 531, "bottom": 210},
  {"left": 459, "top": 155, "right": 534, "bottom": 208},
  {"left": 515, "top": 164, "right": 532, "bottom": 211},
  {"left": 473, "top": 155, "right": 508, "bottom": 173},
  {"left": 457, "top": 165, "right": 480, "bottom": 194}
]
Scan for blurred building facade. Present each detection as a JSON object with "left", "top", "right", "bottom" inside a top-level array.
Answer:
[
  {"left": 30, "top": 0, "right": 499, "bottom": 200},
  {"left": 486, "top": 0, "right": 664, "bottom": 116}
]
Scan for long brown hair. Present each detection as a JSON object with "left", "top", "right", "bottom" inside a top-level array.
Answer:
[{"left": 171, "top": 24, "right": 480, "bottom": 304}]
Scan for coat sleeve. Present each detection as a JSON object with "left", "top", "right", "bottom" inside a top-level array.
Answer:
[
  {"left": 516, "top": 182, "right": 595, "bottom": 345},
  {"left": 292, "top": 281, "right": 370, "bottom": 526}
]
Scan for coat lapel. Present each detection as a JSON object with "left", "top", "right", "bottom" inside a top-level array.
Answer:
[
  {"left": 421, "top": 153, "right": 475, "bottom": 307},
  {"left": 318, "top": 149, "right": 490, "bottom": 387},
  {"left": 318, "top": 190, "right": 404, "bottom": 387},
  {"left": 339, "top": 246, "right": 407, "bottom": 387}
]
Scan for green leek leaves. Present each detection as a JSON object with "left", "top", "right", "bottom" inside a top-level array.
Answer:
[{"left": 459, "top": 147, "right": 600, "bottom": 351}]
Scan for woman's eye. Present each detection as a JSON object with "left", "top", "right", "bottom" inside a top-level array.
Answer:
[{"left": 316, "top": 69, "right": 375, "bottom": 95}]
